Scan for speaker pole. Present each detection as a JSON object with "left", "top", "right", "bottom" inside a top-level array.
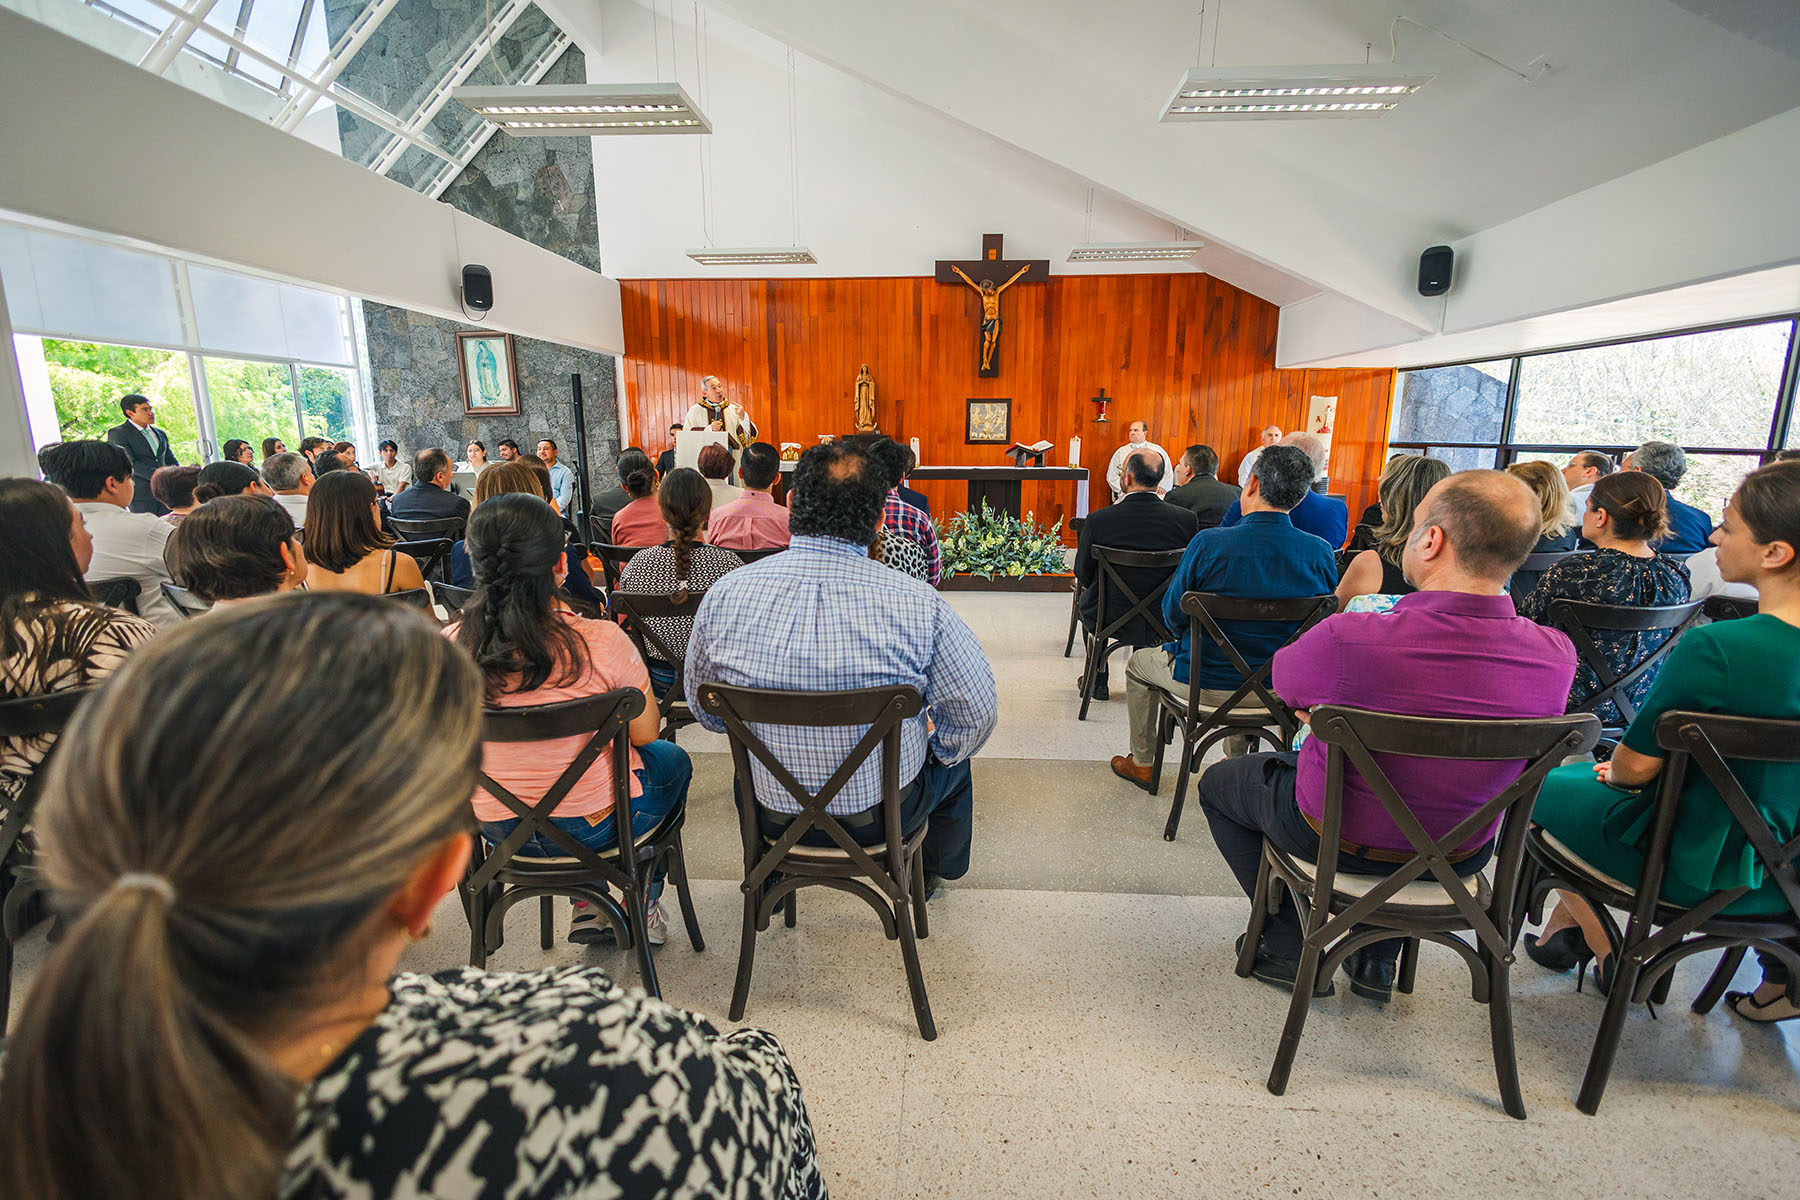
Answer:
[{"left": 569, "top": 372, "right": 593, "bottom": 543}]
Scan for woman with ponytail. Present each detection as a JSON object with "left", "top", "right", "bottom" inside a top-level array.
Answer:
[
  {"left": 618, "top": 467, "right": 743, "bottom": 695},
  {"left": 1526, "top": 461, "right": 1800, "bottom": 1009},
  {"left": 1516, "top": 469, "right": 1691, "bottom": 726},
  {"left": 451, "top": 494, "right": 694, "bottom": 948},
  {"left": 0, "top": 593, "right": 825, "bottom": 1199},
  {"left": 606, "top": 448, "right": 667, "bottom": 546}
]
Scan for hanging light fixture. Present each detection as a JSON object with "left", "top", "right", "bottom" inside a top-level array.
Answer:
[
  {"left": 1161, "top": 66, "right": 1432, "bottom": 121},
  {"left": 454, "top": 82, "right": 712, "bottom": 135}
]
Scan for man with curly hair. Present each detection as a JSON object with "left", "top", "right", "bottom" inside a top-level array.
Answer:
[{"left": 685, "top": 442, "right": 997, "bottom": 897}]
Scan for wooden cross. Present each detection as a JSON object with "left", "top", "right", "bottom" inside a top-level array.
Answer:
[
  {"left": 1090, "top": 386, "right": 1112, "bottom": 423},
  {"left": 935, "top": 233, "right": 1049, "bottom": 378}
]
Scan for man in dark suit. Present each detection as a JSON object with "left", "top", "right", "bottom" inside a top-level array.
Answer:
[
  {"left": 655, "top": 422, "right": 682, "bottom": 477},
  {"left": 1164, "top": 444, "right": 1241, "bottom": 529},
  {"left": 388, "top": 448, "right": 472, "bottom": 522},
  {"left": 1073, "top": 448, "right": 1199, "bottom": 699},
  {"left": 104, "top": 394, "right": 179, "bottom": 515}
]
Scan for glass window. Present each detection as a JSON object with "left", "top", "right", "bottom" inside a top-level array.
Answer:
[
  {"left": 2, "top": 227, "right": 184, "bottom": 348},
  {"left": 1676, "top": 453, "right": 1760, "bottom": 524},
  {"left": 42, "top": 339, "right": 202, "bottom": 461},
  {"left": 297, "top": 365, "right": 357, "bottom": 447},
  {"left": 204, "top": 357, "right": 301, "bottom": 458},
  {"left": 1390, "top": 359, "right": 1510, "bottom": 446},
  {"left": 1512, "top": 322, "right": 1791, "bottom": 450}
]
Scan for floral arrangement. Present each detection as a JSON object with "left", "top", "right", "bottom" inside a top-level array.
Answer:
[{"left": 936, "top": 503, "right": 1069, "bottom": 578}]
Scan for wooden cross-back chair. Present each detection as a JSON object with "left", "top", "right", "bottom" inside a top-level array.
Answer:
[
  {"left": 697, "top": 682, "right": 938, "bottom": 1039},
  {"left": 160, "top": 581, "right": 212, "bottom": 620},
  {"left": 1156, "top": 591, "right": 1337, "bottom": 841},
  {"left": 609, "top": 588, "right": 706, "bottom": 741},
  {"left": 1076, "top": 545, "right": 1188, "bottom": 721},
  {"left": 1545, "top": 598, "right": 1705, "bottom": 742},
  {"left": 458, "top": 688, "right": 704, "bottom": 999},
  {"left": 1251, "top": 705, "right": 1600, "bottom": 1119},
  {"left": 390, "top": 537, "right": 454, "bottom": 586}
]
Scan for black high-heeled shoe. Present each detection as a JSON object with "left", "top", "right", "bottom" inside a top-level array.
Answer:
[
  {"left": 1524, "top": 926, "right": 1591, "bottom": 973},
  {"left": 1576, "top": 952, "right": 1616, "bottom": 998}
]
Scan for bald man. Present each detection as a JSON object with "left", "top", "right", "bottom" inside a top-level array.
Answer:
[
  {"left": 1192, "top": 470, "right": 1577, "bottom": 1002},
  {"left": 1237, "top": 425, "right": 1284, "bottom": 488}
]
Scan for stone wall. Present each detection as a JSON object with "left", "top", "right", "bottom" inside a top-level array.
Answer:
[
  {"left": 363, "top": 304, "right": 618, "bottom": 505},
  {"left": 322, "top": 2, "right": 618, "bottom": 504}
]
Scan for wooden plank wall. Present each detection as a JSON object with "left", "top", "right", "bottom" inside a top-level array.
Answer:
[{"left": 618, "top": 274, "right": 1395, "bottom": 535}]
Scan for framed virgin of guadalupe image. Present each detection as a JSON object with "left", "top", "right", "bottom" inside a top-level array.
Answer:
[
  {"left": 966, "top": 397, "right": 1011, "bottom": 445},
  {"left": 456, "top": 331, "right": 520, "bottom": 415}
]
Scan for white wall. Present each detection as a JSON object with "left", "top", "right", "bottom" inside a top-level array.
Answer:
[{"left": 0, "top": 10, "right": 625, "bottom": 356}]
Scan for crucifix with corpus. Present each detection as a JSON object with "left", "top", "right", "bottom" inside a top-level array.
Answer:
[{"left": 935, "top": 233, "right": 1049, "bottom": 378}]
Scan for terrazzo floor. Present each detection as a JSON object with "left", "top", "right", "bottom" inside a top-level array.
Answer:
[{"left": 9, "top": 591, "right": 1798, "bottom": 1197}]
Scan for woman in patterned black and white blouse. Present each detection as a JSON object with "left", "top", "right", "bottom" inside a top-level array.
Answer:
[
  {"left": 618, "top": 467, "right": 743, "bottom": 695},
  {"left": 0, "top": 592, "right": 826, "bottom": 1200}
]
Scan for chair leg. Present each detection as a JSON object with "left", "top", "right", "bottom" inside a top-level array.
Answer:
[
  {"left": 895, "top": 900, "right": 938, "bottom": 1040},
  {"left": 539, "top": 895, "right": 555, "bottom": 950},
  {"left": 1237, "top": 850, "right": 1272, "bottom": 978},
  {"left": 1064, "top": 590, "right": 1081, "bottom": 657},
  {"left": 1575, "top": 949, "right": 1645, "bottom": 1115},
  {"left": 1397, "top": 938, "right": 1420, "bottom": 995},
  {"left": 1163, "top": 729, "right": 1196, "bottom": 842},
  {"left": 1148, "top": 711, "right": 1169, "bottom": 797},
  {"left": 1077, "top": 636, "right": 1101, "bottom": 721},
  {"left": 784, "top": 890, "right": 798, "bottom": 928},
  {"left": 1267, "top": 940, "right": 1324, "bottom": 1096},
  {"left": 729, "top": 890, "right": 760, "bottom": 1021},
  {"left": 1485, "top": 945, "right": 1527, "bottom": 1120},
  {"left": 911, "top": 852, "right": 930, "bottom": 939},
  {"left": 1692, "top": 945, "right": 1747, "bottom": 1015},
  {"left": 665, "top": 841, "right": 706, "bottom": 953},
  {"left": 1, "top": 932, "right": 12, "bottom": 1038},
  {"left": 467, "top": 888, "right": 488, "bottom": 968},
  {"left": 627, "top": 891, "right": 661, "bottom": 1001}
]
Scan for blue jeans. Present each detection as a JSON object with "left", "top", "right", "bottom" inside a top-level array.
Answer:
[
  {"left": 647, "top": 661, "right": 678, "bottom": 699},
  {"left": 481, "top": 737, "right": 692, "bottom": 902}
]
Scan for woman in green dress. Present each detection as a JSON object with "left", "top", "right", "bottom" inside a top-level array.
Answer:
[{"left": 1525, "top": 460, "right": 1800, "bottom": 1020}]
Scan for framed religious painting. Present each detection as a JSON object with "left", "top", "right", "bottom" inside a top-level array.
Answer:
[
  {"left": 965, "top": 397, "right": 1011, "bottom": 445},
  {"left": 456, "top": 331, "right": 521, "bottom": 416}
]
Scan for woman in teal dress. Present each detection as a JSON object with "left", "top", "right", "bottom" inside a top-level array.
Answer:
[{"left": 1526, "top": 460, "right": 1800, "bottom": 1020}]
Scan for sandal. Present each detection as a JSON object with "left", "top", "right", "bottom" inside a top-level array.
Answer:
[{"left": 1727, "top": 990, "right": 1800, "bottom": 1024}]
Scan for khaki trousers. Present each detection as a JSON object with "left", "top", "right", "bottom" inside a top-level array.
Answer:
[{"left": 1124, "top": 647, "right": 1268, "bottom": 766}]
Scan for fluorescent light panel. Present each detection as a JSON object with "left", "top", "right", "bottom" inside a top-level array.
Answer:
[
  {"left": 686, "top": 247, "right": 818, "bottom": 266},
  {"left": 454, "top": 82, "right": 712, "bottom": 135},
  {"left": 1068, "top": 242, "right": 1204, "bottom": 262},
  {"left": 1162, "top": 65, "right": 1433, "bottom": 121}
]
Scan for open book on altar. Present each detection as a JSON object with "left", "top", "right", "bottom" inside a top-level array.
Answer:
[{"left": 1004, "top": 440, "right": 1053, "bottom": 467}]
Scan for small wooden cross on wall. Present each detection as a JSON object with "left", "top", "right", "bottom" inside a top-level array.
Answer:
[
  {"left": 1090, "top": 387, "right": 1111, "bottom": 423},
  {"left": 935, "top": 233, "right": 1049, "bottom": 378}
]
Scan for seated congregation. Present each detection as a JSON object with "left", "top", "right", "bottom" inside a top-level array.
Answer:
[{"left": 2, "top": 409, "right": 1797, "bottom": 1196}]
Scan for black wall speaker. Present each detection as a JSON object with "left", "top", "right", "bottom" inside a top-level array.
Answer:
[
  {"left": 1418, "top": 245, "right": 1453, "bottom": 297},
  {"left": 461, "top": 264, "right": 493, "bottom": 311}
]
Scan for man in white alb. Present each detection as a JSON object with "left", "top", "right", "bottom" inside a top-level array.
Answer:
[
  {"left": 684, "top": 376, "right": 759, "bottom": 450},
  {"left": 1236, "top": 425, "right": 1283, "bottom": 489},
  {"left": 1105, "top": 421, "right": 1175, "bottom": 502}
]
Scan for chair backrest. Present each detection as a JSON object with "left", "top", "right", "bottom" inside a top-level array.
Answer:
[
  {"left": 160, "top": 581, "right": 211, "bottom": 619},
  {"left": 1179, "top": 591, "right": 1337, "bottom": 730},
  {"left": 587, "top": 512, "right": 614, "bottom": 549},
  {"left": 389, "top": 515, "right": 465, "bottom": 542},
  {"left": 87, "top": 578, "right": 139, "bottom": 613},
  {"left": 391, "top": 537, "right": 453, "bottom": 584},
  {"left": 434, "top": 583, "right": 473, "bottom": 616},
  {"left": 1701, "top": 595, "right": 1759, "bottom": 623},
  {"left": 1546, "top": 598, "right": 1706, "bottom": 728},
  {"left": 1635, "top": 711, "right": 1800, "bottom": 930},
  {"left": 697, "top": 683, "right": 924, "bottom": 899},
  {"left": 1306, "top": 705, "right": 1601, "bottom": 955},
  {"left": 1508, "top": 551, "right": 1585, "bottom": 600},
  {"left": 591, "top": 543, "right": 647, "bottom": 592},
  {"left": 464, "top": 688, "right": 646, "bottom": 895},
  {"left": 384, "top": 588, "right": 434, "bottom": 611},
  {"left": 609, "top": 589, "right": 706, "bottom": 731},
  {"left": 0, "top": 687, "right": 96, "bottom": 864},
  {"left": 1090, "top": 545, "right": 1188, "bottom": 649},
  {"left": 733, "top": 546, "right": 787, "bottom": 563}
]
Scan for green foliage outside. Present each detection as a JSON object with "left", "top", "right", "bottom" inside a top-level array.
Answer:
[
  {"left": 42, "top": 340, "right": 355, "bottom": 462},
  {"left": 936, "top": 504, "right": 1068, "bottom": 578}
]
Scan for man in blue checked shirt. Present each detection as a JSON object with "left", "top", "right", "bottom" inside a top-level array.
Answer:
[{"left": 686, "top": 442, "right": 998, "bottom": 893}]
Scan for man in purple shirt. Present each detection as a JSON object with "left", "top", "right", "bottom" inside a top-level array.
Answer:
[{"left": 1196, "top": 471, "right": 1578, "bottom": 1002}]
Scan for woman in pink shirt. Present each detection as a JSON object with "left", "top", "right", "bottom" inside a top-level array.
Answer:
[
  {"left": 607, "top": 456, "right": 666, "bottom": 547},
  {"left": 450, "top": 493, "right": 691, "bottom": 946}
]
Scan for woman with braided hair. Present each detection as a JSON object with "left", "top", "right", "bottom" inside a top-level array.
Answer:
[
  {"left": 451, "top": 493, "right": 692, "bottom": 947},
  {"left": 618, "top": 467, "right": 742, "bottom": 696}
]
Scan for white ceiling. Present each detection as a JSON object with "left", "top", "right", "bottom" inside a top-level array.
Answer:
[{"left": 563, "top": 0, "right": 1800, "bottom": 365}]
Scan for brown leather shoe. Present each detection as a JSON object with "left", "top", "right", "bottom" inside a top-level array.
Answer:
[{"left": 1110, "top": 755, "right": 1155, "bottom": 793}]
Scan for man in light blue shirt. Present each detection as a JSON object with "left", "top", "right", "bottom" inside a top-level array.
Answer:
[
  {"left": 536, "top": 438, "right": 575, "bottom": 511},
  {"left": 687, "top": 442, "right": 998, "bottom": 889}
]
